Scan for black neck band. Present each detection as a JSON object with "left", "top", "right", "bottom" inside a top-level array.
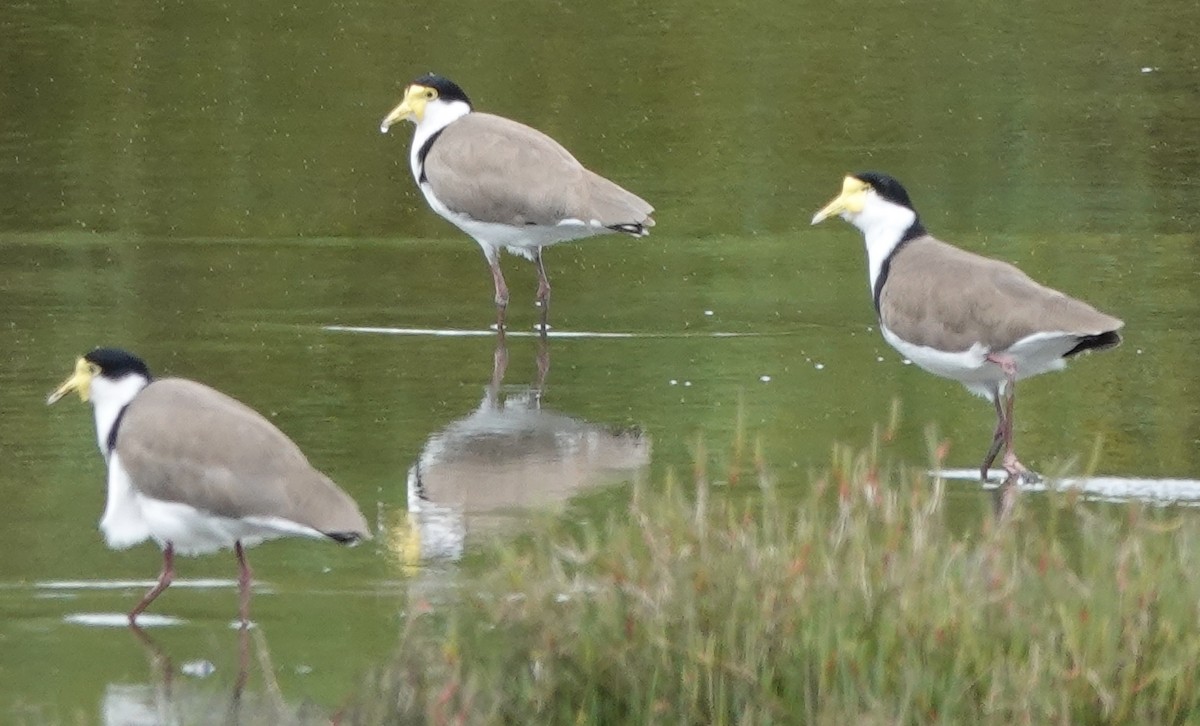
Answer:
[
  {"left": 416, "top": 128, "right": 446, "bottom": 184},
  {"left": 106, "top": 404, "right": 129, "bottom": 456}
]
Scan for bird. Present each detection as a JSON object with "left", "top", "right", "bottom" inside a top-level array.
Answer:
[
  {"left": 379, "top": 73, "right": 655, "bottom": 331},
  {"left": 46, "top": 348, "right": 371, "bottom": 624},
  {"left": 811, "top": 172, "right": 1123, "bottom": 488},
  {"left": 395, "top": 336, "right": 650, "bottom": 564}
]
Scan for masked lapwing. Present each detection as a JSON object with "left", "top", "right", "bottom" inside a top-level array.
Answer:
[
  {"left": 811, "top": 172, "right": 1124, "bottom": 486},
  {"left": 47, "top": 348, "right": 371, "bottom": 624},
  {"left": 397, "top": 337, "right": 650, "bottom": 564},
  {"left": 379, "top": 73, "right": 655, "bottom": 330}
]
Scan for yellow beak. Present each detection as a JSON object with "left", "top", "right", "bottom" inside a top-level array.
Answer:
[
  {"left": 811, "top": 175, "right": 869, "bottom": 225},
  {"left": 380, "top": 84, "right": 432, "bottom": 133},
  {"left": 46, "top": 358, "right": 93, "bottom": 405},
  {"left": 379, "top": 99, "right": 415, "bottom": 134}
]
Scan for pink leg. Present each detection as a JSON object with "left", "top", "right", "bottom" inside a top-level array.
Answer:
[
  {"left": 993, "top": 479, "right": 1019, "bottom": 519},
  {"left": 486, "top": 252, "right": 509, "bottom": 330},
  {"left": 534, "top": 248, "right": 551, "bottom": 305},
  {"left": 235, "top": 541, "right": 253, "bottom": 626},
  {"left": 534, "top": 248, "right": 551, "bottom": 332},
  {"left": 979, "top": 395, "right": 1005, "bottom": 481},
  {"left": 985, "top": 353, "right": 1034, "bottom": 483},
  {"left": 129, "top": 543, "right": 175, "bottom": 624},
  {"left": 234, "top": 618, "right": 251, "bottom": 695}
]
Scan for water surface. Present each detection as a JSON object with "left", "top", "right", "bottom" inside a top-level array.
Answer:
[{"left": 2, "top": 0, "right": 1198, "bottom": 719}]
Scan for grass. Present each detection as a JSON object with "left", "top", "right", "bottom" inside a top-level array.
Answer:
[{"left": 346, "top": 414, "right": 1200, "bottom": 724}]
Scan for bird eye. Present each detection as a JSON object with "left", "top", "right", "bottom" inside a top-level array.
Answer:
[
  {"left": 88, "top": 363, "right": 100, "bottom": 375},
  {"left": 424, "top": 89, "right": 436, "bottom": 100}
]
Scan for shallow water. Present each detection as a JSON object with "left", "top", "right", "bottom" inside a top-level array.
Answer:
[{"left": 3, "top": 0, "right": 1199, "bottom": 719}]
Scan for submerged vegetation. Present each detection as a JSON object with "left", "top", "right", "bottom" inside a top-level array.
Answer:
[{"left": 349, "top": 416, "right": 1200, "bottom": 724}]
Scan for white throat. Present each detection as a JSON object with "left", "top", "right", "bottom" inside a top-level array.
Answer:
[
  {"left": 845, "top": 197, "right": 919, "bottom": 295},
  {"left": 89, "top": 374, "right": 150, "bottom": 456},
  {"left": 409, "top": 100, "right": 472, "bottom": 182}
]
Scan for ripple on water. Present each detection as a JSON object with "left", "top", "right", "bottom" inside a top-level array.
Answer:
[
  {"left": 36, "top": 579, "right": 238, "bottom": 591},
  {"left": 935, "top": 470, "right": 1200, "bottom": 506},
  {"left": 64, "top": 612, "right": 184, "bottom": 627},
  {"left": 323, "top": 324, "right": 759, "bottom": 339}
]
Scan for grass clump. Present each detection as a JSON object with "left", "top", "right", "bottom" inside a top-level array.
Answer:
[{"left": 348, "top": 425, "right": 1200, "bottom": 724}]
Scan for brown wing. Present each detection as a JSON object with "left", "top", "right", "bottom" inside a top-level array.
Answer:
[
  {"left": 425, "top": 113, "right": 654, "bottom": 230},
  {"left": 114, "top": 379, "right": 369, "bottom": 539},
  {"left": 880, "top": 236, "right": 1124, "bottom": 352}
]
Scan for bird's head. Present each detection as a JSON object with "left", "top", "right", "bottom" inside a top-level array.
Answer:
[
  {"left": 379, "top": 74, "right": 473, "bottom": 133},
  {"left": 811, "top": 172, "right": 923, "bottom": 239},
  {"left": 47, "top": 348, "right": 152, "bottom": 407}
]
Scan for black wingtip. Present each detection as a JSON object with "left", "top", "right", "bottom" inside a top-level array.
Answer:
[
  {"left": 326, "top": 531, "right": 370, "bottom": 546},
  {"left": 1064, "top": 330, "right": 1122, "bottom": 358},
  {"left": 607, "top": 223, "right": 649, "bottom": 237}
]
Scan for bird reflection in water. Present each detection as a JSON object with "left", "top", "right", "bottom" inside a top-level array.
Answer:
[
  {"left": 102, "top": 624, "right": 328, "bottom": 725},
  {"left": 391, "top": 335, "right": 651, "bottom": 565}
]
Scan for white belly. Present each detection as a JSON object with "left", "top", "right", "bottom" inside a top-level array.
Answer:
[
  {"left": 880, "top": 325, "right": 1071, "bottom": 400},
  {"left": 420, "top": 183, "right": 609, "bottom": 253},
  {"left": 100, "top": 454, "right": 152, "bottom": 549},
  {"left": 101, "top": 454, "right": 324, "bottom": 556}
]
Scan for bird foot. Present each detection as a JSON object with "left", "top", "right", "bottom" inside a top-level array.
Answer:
[
  {"left": 992, "top": 464, "right": 1038, "bottom": 519},
  {"left": 1002, "top": 453, "right": 1041, "bottom": 485}
]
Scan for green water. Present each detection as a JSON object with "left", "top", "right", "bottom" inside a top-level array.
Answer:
[{"left": 2, "top": 0, "right": 1198, "bottom": 720}]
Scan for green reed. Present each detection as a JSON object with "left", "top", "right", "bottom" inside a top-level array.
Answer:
[{"left": 348, "top": 417, "right": 1200, "bottom": 724}]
